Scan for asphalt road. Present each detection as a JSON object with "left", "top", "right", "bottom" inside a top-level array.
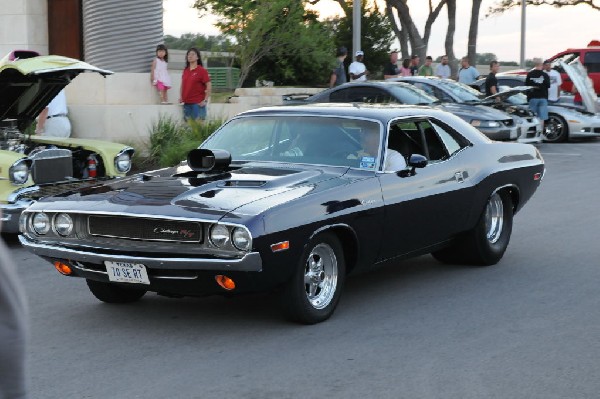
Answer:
[{"left": 4, "top": 140, "right": 600, "bottom": 399}]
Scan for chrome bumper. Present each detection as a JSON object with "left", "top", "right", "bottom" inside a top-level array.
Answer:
[{"left": 18, "top": 235, "right": 263, "bottom": 272}]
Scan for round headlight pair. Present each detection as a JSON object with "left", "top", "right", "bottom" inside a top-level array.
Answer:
[
  {"left": 9, "top": 159, "right": 30, "bottom": 185},
  {"left": 115, "top": 149, "right": 133, "bottom": 173},
  {"left": 30, "top": 213, "right": 73, "bottom": 236},
  {"left": 209, "top": 225, "right": 251, "bottom": 251}
]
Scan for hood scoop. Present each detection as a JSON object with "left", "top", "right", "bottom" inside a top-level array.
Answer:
[{"left": 219, "top": 180, "right": 267, "bottom": 188}]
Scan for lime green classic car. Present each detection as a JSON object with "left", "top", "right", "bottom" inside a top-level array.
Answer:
[{"left": 0, "top": 50, "right": 134, "bottom": 232}]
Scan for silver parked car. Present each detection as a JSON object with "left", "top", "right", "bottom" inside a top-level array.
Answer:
[{"left": 390, "top": 76, "right": 543, "bottom": 144}]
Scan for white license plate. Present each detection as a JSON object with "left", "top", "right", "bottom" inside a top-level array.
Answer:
[{"left": 105, "top": 261, "right": 150, "bottom": 285}]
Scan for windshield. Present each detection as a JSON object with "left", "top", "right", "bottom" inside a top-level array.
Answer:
[
  {"left": 438, "top": 80, "right": 484, "bottom": 102},
  {"left": 202, "top": 115, "right": 383, "bottom": 170},
  {"left": 387, "top": 83, "right": 438, "bottom": 105}
]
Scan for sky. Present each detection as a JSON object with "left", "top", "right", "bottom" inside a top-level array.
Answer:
[{"left": 162, "top": 0, "right": 600, "bottom": 62}]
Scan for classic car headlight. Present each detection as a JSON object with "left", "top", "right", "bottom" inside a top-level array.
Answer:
[
  {"left": 471, "top": 120, "right": 501, "bottom": 128},
  {"left": 114, "top": 148, "right": 134, "bottom": 173},
  {"left": 232, "top": 227, "right": 252, "bottom": 251},
  {"left": 32, "top": 213, "right": 50, "bottom": 235},
  {"left": 9, "top": 159, "right": 30, "bottom": 185},
  {"left": 53, "top": 213, "right": 73, "bottom": 236},
  {"left": 210, "top": 224, "right": 230, "bottom": 247}
]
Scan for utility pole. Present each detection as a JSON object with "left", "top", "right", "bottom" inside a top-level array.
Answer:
[
  {"left": 353, "top": 0, "right": 361, "bottom": 56},
  {"left": 520, "top": 1, "right": 526, "bottom": 68}
]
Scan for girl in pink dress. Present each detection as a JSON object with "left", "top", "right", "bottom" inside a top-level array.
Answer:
[{"left": 150, "top": 44, "right": 173, "bottom": 104}]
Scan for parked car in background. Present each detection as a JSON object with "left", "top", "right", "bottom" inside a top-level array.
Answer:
[
  {"left": 20, "top": 103, "right": 544, "bottom": 324},
  {"left": 290, "top": 81, "right": 521, "bottom": 142},
  {"left": 0, "top": 50, "right": 134, "bottom": 232},
  {"left": 390, "top": 76, "right": 543, "bottom": 144},
  {"left": 472, "top": 61, "right": 600, "bottom": 143}
]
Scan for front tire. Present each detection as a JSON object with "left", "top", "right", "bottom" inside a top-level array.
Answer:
[
  {"left": 281, "top": 232, "right": 345, "bottom": 324},
  {"left": 86, "top": 279, "right": 147, "bottom": 303},
  {"left": 543, "top": 113, "right": 568, "bottom": 143},
  {"left": 433, "top": 190, "right": 513, "bottom": 266}
]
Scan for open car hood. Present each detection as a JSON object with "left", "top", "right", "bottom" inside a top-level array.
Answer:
[
  {"left": 560, "top": 60, "right": 599, "bottom": 114},
  {"left": 0, "top": 53, "right": 112, "bottom": 130},
  {"left": 482, "top": 86, "right": 533, "bottom": 103}
]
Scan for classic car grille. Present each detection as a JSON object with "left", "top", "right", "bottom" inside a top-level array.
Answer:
[
  {"left": 30, "top": 149, "right": 73, "bottom": 184},
  {"left": 88, "top": 216, "right": 203, "bottom": 243}
]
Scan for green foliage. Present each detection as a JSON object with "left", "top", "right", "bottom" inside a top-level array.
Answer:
[
  {"left": 325, "top": 2, "right": 394, "bottom": 80},
  {"left": 163, "top": 33, "right": 234, "bottom": 53},
  {"left": 147, "top": 115, "right": 223, "bottom": 168},
  {"left": 193, "top": 0, "right": 334, "bottom": 87}
]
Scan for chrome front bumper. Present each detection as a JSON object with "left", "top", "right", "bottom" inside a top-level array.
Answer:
[{"left": 18, "top": 235, "right": 263, "bottom": 272}]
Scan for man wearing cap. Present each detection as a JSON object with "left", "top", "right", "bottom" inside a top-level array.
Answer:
[
  {"left": 330, "top": 47, "right": 348, "bottom": 88},
  {"left": 543, "top": 60, "right": 562, "bottom": 104},
  {"left": 349, "top": 51, "right": 369, "bottom": 82}
]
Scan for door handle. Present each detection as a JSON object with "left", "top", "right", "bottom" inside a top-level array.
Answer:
[{"left": 455, "top": 171, "right": 465, "bottom": 183}]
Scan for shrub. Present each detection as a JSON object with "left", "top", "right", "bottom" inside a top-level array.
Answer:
[{"left": 147, "top": 115, "right": 224, "bottom": 168}]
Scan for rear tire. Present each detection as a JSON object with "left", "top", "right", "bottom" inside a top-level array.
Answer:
[
  {"left": 433, "top": 190, "right": 513, "bottom": 266},
  {"left": 543, "top": 113, "right": 568, "bottom": 143},
  {"left": 281, "top": 232, "right": 345, "bottom": 324},
  {"left": 86, "top": 279, "right": 147, "bottom": 303}
]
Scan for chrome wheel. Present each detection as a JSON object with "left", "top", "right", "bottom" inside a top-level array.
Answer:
[
  {"left": 304, "top": 243, "right": 338, "bottom": 310},
  {"left": 485, "top": 192, "right": 504, "bottom": 244},
  {"left": 543, "top": 114, "right": 567, "bottom": 142}
]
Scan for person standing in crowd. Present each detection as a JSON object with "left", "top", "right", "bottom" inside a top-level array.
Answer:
[
  {"left": 349, "top": 50, "right": 369, "bottom": 82},
  {"left": 180, "top": 47, "right": 211, "bottom": 121},
  {"left": 409, "top": 55, "right": 420, "bottom": 76},
  {"left": 526, "top": 58, "right": 550, "bottom": 130},
  {"left": 150, "top": 44, "right": 172, "bottom": 104},
  {"left": 435, "top": 55, "right": 451, "bottom": 79},
  {"left": 457, "top": 56, "right": 480, "bottom": 84},
  {"left": 383, "top": 51, "right": 400, "bottom": 79},
  {"left": 418, "top": 56, "right": 434, "bottom": 76},
  {"left": 330, "top": 47, "right": 348, "bottom": 88},
  {"left": 485, "top": 60, "right": 500, "bottom": 96},
  {"left": 543, "top": 59, "right": 562, "bottom": 104},
  {"left": 399, "top": 59, "right": 412, "bottom": 76},
  {"left": 35, "top": 89, "right": 71, "bottom": 137}
]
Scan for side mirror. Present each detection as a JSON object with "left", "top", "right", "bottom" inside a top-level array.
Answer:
[
  {"left": 187, "top": 149, "right": 231, "bottom": 172},
  {"left": 399, "top": 154, "right": 428, "bottom": 177},
  {"left": 408, "top": 154, "right": 428, "bottom": 168}
]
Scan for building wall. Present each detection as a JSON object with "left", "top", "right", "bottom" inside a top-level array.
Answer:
[{"left": 0, "top": 0, "right": 49, "bottom": 56}]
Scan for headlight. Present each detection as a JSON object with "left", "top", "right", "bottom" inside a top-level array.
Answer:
[
  {"left": 114, "top": 149, "right": 133, "bottom": 173},
  {"left": 471, "top": 120, "right": 501, "bottom": 128},
  {"left": 53, "top": 213, "right": 73, "bottom": 236},
  {"left": 210, "top": 224, "right": 230, "bottom": 247},
  {"left": 232, "top": 227, "right": 252, "bottom": 251},
  {"left": 9, "top": 159, "right": 30, "bottom": 185},
  {"left": 32, "top": 213, "right": 50, "bottom": 235}
]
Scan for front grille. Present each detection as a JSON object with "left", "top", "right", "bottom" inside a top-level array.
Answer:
[
  {"left": 30, "top": 149, "right": 73, "bottom": 184},
  {"left": 88, "top": 216, "right": 203, "bottom": 243}
]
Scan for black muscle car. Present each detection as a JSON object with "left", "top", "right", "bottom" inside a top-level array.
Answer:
[{"left": 19, "top": 104, "right": 545, "bottom": 324}]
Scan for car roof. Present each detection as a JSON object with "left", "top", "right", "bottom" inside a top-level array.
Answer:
[{"left": 237, "top": 102, "right": 449, "bottom": 122}]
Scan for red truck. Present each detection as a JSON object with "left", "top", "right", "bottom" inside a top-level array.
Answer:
[{"left": 546, "top": 40, "right": 600, "bottom": 94}]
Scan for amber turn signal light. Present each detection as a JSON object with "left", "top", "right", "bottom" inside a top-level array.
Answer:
[
  {"left": 215, "top": 275, "right": 236, "bottom": 290},
  {"left": 270, "top": 241, "right": 290, "bottom": 252},
  {"left": 54, "top": 261, "right": 72, "bottom": 275}
]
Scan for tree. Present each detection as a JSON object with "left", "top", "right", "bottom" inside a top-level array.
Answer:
[
  {"left": 467, "top": 0, "right": 483, "bottom": 68},
  {"left": 488, "top": 0, "right": 600, "bottom": 15},
  {"left": 163, "top": 33, "right": 234, "bottom": 53},
  {"left": 193, "top": 0, "right": 333, "bottom": 87},
  {"left": 326, "top": 2, "right": 395, "bottom": 79},
  {"left": 384, "top": 0, "right": 448, "bottom": 60},
  {"left": 444, "top": 0, "right": 458, "bottom": 77}
]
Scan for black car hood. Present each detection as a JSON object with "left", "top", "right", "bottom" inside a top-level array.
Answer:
[
  {"left": 0, "top": 53, "right": 112, "bottom": 130},
  {"left": 37, "top": 163, "right": 351, "bottom": 222}
]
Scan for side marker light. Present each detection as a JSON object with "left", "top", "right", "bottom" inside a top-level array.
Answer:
[{"left": 270, "top": 241, "right": 290, "bottom": 252}]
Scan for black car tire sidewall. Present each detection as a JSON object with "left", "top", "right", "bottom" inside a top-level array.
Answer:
[{"left": 281, "top": 232, "right": 345, "bottom": 324}]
